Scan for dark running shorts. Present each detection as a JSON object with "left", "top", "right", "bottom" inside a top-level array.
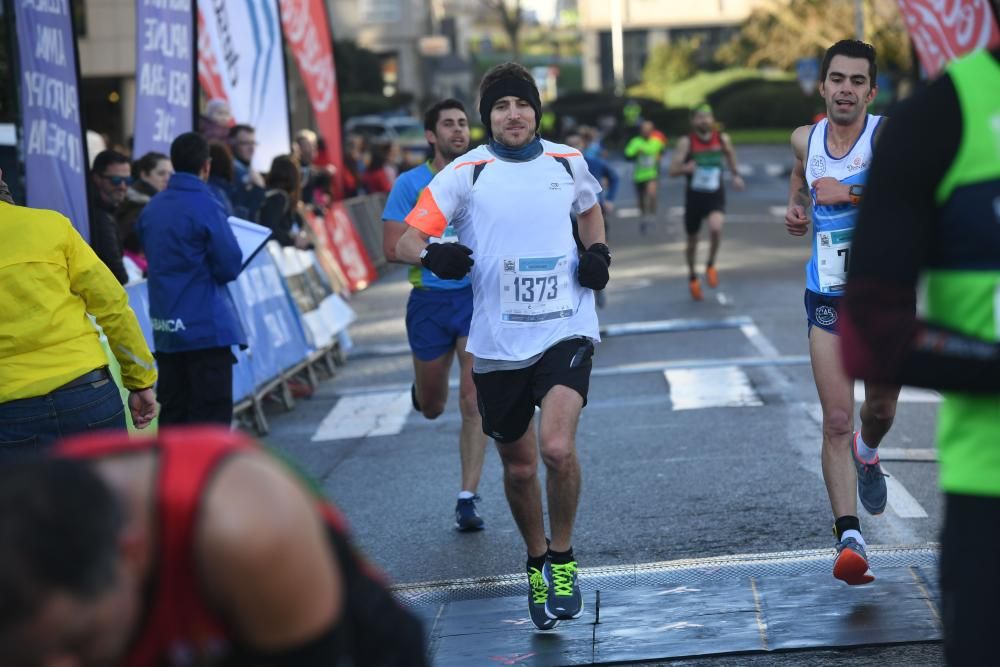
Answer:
[
  {"left": 405, "top": 286, "right": 473, "bottom": 361},
  {"left": 684, "top": 189, "right": 726, "bottom": 235},
  {"left": 473, "top": 337, "right": 594, "bottom": 443},
  {"left": 805, "top": 289, "right": 841, "bottom": 335},
  {"left": 634, "top": 179, "right": 655, "bottom": 200},
  {"left": 940, "top": 492, "right": 1000, "bottom": 666}
]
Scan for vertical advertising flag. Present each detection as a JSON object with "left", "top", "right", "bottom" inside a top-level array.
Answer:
[
  {"left": 278, "top": 0, "right": 344, "bottom": 193},
  {"left": 897, "top": 0, "right": 1000, "bottom": 76},
  {"left": 197, "top": 0, "right": 290, "bottom": 172},
  {"left": 13, "top": 0, "right": 89, "bottom": 240},
  {"left": 134, "top": 0, "right": 195, "bottom": 157},
  {"left": 318, "top": 203, "right": 377, "bottom": 292}
]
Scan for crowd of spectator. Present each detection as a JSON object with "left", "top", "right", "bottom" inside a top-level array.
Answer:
[{"left": 87, "top": 100, "right": 411, "bottom": 284}]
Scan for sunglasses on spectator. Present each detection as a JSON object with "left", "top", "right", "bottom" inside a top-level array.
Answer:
[{"left": 100, "top": 174, "right": 132, "bottom": 186}]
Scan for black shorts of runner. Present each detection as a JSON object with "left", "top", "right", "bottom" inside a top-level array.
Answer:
[
  {"left": 804, "top": 289, "right": 841, "bottom": 335},
  {"left": 473, "top": 337, "right": 594, "bottom": 444},
  {"left": 634, "top": 179, "right": 655, "bottom": 200},
  {"left": 684, "top": 189, "right": 726, "bottom": 235},
  {"left": 940, "top": 492, "right": 1000, "bottom": 666}
]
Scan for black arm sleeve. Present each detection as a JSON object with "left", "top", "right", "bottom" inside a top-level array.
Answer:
[{"left": 842, "top": 71, "right": 1000, "bottom": 392}]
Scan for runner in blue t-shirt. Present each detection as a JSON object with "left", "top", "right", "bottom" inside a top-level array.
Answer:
[{"left": 382, "top": 99, "right": 488, "bottom": 531}]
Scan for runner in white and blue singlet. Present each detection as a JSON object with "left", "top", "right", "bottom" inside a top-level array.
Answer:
[
  {"left": 785, "top": 40, "right": 902, "bottom": 587},
  {"left": 803, "top": 114, "right": 880, "bottom": 304}
]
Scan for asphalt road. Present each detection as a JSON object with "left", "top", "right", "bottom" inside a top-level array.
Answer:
[{"left": 261, "top": 145, "right": 945, "bottom": 665}]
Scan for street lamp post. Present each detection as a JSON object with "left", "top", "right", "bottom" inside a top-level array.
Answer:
[{"left": 611, "top": 0, "right": 624, "bottom": 95}]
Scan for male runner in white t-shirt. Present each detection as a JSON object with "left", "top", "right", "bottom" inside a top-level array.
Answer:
[{"left": 396, "top": 63, "right": 609, "bottom": 631}]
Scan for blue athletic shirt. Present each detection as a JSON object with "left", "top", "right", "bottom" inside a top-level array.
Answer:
[
  {"left": 804, "top": 114, "right": 882, "bottom": 295},
  {"left": 383, "top": 162, "right": 471, "bottom": 290}
]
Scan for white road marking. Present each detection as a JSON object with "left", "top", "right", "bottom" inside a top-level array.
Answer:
[
  {"left": 883, "top": 464, "right": 930, "bottom": 518},
  {"left": 716, "top": 291, "right": 731, "bottom": 305},
  {"left": 770, "top": 206, "right": 789, "bottom": 217},
  {"left": 591, "top": 355, "right": 811, "bottom": 378},
  {"left": 609, "top": 277, "right": 654, "bottom": 291},
  {"left": 602, "top": 316, "right": 752, "bottom": 337},
  {"left": 740, "top": 322, "right": 782, "bottom": 358},
  {"left": 333, "top": 355, "right": 813, "bottom": 396},
  {"left": 738, "top": 320, "right": 930, "bottom": 535},
  {"left": 765, "top": 163, "right": 786, "bottom": 177},
  {"left": 878, "top": 448, "right": 937, "bottom": 462},
  {"left": 617, "top": 207, "right": 641, "bottom": 218},
  {"left": 804, "top": 404, "right": 930, "bottom": 522},
  {"left": 665, "top": 366, "right": 763, "bottom": 411},
  {"left": 311, "top": 390, "right": 412, "bottom": 441}
]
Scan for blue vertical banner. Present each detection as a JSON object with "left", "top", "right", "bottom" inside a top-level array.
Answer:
[
  {"left": 133, "top": 0, "right": 194, "bottom": 157},
  {"left": 14, "top": 0, "right": 89, "bottom": 241}
]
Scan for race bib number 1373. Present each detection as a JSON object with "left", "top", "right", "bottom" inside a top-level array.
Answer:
[{"left": 500, "top": 256, "right": 575, "bottom": 322}]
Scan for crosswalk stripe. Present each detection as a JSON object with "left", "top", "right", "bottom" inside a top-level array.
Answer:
[
  {"left": 665, "top": 366, "right": 763, "bottom": 411},
  {"left": 883, "top": 464, "right": 930, "bottom": 518},
  {"left": 311, "top": 390, "right": 412, "bottom": 441}
]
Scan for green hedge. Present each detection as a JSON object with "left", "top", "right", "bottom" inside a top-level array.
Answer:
[
  {"left": 708, "top": 80, "right": 820, "bottom": 129},
  {"left": 550, "top": 94, "right": 694, "bottom": 145}
]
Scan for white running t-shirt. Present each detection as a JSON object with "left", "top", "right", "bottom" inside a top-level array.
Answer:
[{"left": 405, "top": 140, "right": 603, "bottom": 362}]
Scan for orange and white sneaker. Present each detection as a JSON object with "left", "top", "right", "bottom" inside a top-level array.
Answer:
[
  {"left": 689, "top": 278, "right": 704, "bottom": 301},
  {"left": 833, "top": 537, "right": 875, "bottom": 585},
  {"left": 706, "top": 266, "right": 719, "bottom": 288}
]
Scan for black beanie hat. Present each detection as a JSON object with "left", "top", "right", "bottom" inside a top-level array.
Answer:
[{"left": 479, "top": 75, "right": 542, "bottom": 138}]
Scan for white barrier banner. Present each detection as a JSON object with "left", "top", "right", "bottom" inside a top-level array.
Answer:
[{"left": 197, "top": 0, "right": 291, "bottom": 172}]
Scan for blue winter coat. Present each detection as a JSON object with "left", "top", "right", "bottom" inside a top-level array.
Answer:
[{"left": 137, "top": 173, "right": 246, "bottom": 353}]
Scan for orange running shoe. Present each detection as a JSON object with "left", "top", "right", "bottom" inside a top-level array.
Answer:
[
  {"left": 689, "top": 278, "right": 703, "bottom": 301},
  {"left": 706, "top": 266, "right": 719, "bottom": 288},
  {"left": 833, "top": 537, "right": 875, "bottom": 585}
]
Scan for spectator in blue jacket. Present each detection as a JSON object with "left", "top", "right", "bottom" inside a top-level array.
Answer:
[{"left": 137, "top": 132, "right": 246, "bottom": 426}]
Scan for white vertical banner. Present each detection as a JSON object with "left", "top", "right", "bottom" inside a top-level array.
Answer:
[{"left": 196, "top": 0, "right": 290, "bottom": 172}]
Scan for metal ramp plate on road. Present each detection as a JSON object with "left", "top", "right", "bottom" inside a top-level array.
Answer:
[{"left": 395, "top": 546, "right": 941, "bottom": 666}]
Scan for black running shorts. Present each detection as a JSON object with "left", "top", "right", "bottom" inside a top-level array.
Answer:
[
  {"left": 684, "top": 189, "right": 726, "bottom": 235},
  {"left": 940, "top": 492, "right": 1000, "bottom": 666},
  {"left": 473, "top": 337, "right": 595, "bottom": 444}
]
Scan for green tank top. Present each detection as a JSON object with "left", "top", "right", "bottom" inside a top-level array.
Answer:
[
  {"left": 927, "top": 49, "right": 1000, "bottom": 497},
  {"left": 625, "top": 135, "right": 664, "bottom": 183}
]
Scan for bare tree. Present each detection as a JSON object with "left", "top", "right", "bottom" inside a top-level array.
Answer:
[{"left": 483, "top": 0, "right": 524, "bottom": 62}]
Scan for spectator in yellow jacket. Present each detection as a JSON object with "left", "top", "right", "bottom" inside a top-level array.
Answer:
[{"left": 0, "top": 169, "right": 157, "bottom": 458}]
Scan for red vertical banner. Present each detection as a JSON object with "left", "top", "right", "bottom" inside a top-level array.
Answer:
[
  {"left": 196, "top": 8, "right": 228, "bottom": 104},
  {"left": 897, "top": 0, "right": 1000, "bottom": 76},
  {"left": 279, "top": 0, "right": 345, "bottom": 195},
  {"left": 306, "top": 203, "right": 376, "bottom": 292}
]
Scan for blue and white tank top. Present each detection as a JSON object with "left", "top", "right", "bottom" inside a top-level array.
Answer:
[{"left": 804, "top": 114, "right": 882, "bottom": 294}]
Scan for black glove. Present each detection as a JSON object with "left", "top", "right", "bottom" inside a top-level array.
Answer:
[
  {"left": 578, "top": 243, "right": 611, "bottom": 291},
  {"left": 421, "top": 243, "right": 474, "bottom": 280}
]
